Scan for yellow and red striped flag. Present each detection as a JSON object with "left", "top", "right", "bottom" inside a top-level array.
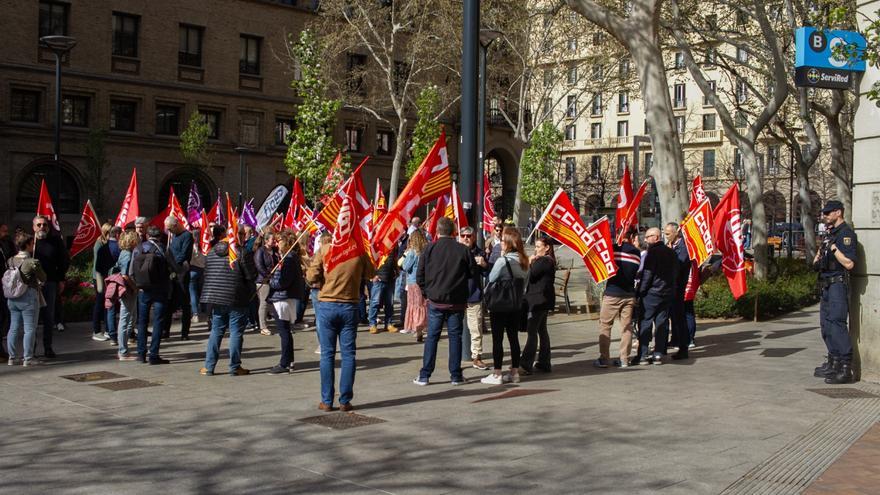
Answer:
[
  {"left": 681, "top": 198, "right": 715, "bottom": 266},
  {"left": 225, "top": 194, "right": 239, "bottom": 268}
]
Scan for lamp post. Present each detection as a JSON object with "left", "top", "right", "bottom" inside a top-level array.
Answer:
[
  {"left": 40, "top": 35, "right": 77, "bottom": 164},
  {"left": 234, "top": 146, "right": 249, "bottom": 209},
  {"left": 459, "top": 0, "right": 479, "bottom": 228},
  {"left": 476, "top": 28, "right": 503, "bottom": 249}
]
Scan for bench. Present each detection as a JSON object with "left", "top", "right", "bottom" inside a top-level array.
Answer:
[{"left": 555, "top": 260, "right": 573, "bottom": 315}]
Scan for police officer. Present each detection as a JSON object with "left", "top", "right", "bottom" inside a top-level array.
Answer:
[{"left": 812, "top": 200, "right": 857, "bottom": 384}]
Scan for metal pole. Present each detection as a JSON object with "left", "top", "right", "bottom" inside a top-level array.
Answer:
[
  {"left": 238, "top": 151, "right": 244, "bottom": 210},
  {"left": 459, "top": 0, "right": 479, "bottom": 225},
  {"left": 54, "top": 53, "right": 62, "bottom": 162},
  {"left": 788, "top": 146, "right": 794, "bottom": 258},
  {"left": 476, "top": 43, "right": 487, "bottom": 249}
]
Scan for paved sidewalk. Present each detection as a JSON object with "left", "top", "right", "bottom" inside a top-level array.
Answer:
[{"left": 0, "top": 304, "right": 875, "bottom": 494}]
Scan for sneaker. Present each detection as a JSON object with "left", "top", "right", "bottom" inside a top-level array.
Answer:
[
  {"left": 293, "top": 322, "right": 307, "bottom": 330},
  {"left": 267, "top": 365, "right": 290, "bottom": 375},
  {"left": 92, "top": 332, "right": 110, "bottom": 342},
  {"left": 593, "top": 358, "right": 609, "bottom": 368},
  {"left": 387, "top": 325, "right": 399, "bottom": 333},
  {"left": 199, "top": 367, "right": 213, "bottom": 376},
  {"left": 509, "top": 372, "right": 521, "bottom": 383},
  {"left": 7, "top": 357, "right": 18, "bottom": 366},
  {"left": 472, "top": 358, "right": 490, "bottom": 370},
  {"left": 651, "top": 353, "right": 663, "bottom": 365},
  {"left": 501, "top": 372, "right": 513, "bottom": 383},
  {"left": 118, "top": 354, "right": 138, "bottom": 361},
  {"left": 314, "top": 347, "right": 322, "bottom": 355},
  {"left": 481, "top": 374, "right": 504, "bottom": 385},
  {"left": 400, "top": 328, "right": 413, "bottom": 334},
  {"left": 369, "top": 325, "right": 380, "bottom": 334},
  {"left": 451, "top": 378, "right": 467, "bottom": 386},
  {"left": 191, "top": 315, "right": 201, "bottom": 324},
  {"left": 230, "top": 367, "right": 250, "bottom": 376},
  {"left": 23, "top": 358, "right": 40, "bottom": 367},
  {"left": 613, "top": 359, "right": 629, "bottom": 368},
  {"left": 260, "top": 328, "right": 272, "bottom": 336},
  {"left": 412, "top": 377, "right": 429, "bottom": 386}
]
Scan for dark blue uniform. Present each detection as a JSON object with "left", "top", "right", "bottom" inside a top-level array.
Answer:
[
  {"left": 816, "top": 222, "right": 857, "bottom": 363},
  {"left": 669, "top": 238, "right": 691, "bottom": 356}
]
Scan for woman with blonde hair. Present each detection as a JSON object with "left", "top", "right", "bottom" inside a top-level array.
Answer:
[
  {"left": 91, "top": 223, "right": 115, "bottom": 343},
  {"left": 482, "top": 227, "right": 529, "bottom": 385},
  {"left": 401, "top": 229, "right": 428, "bottom": 340},
  {"left": 114, "top": 230, "right": 140, "bottom": 360}
]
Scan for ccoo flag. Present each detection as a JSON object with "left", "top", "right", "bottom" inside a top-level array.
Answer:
[
  {"left": 681, "top": 198, "right": 715, "bottom": 266},
  {"left": 69, "top": 200, "right": 102, "bottom": 257},
  {"left": 712, "top": 184, "right": 747, "bottom": 299},
  {"left": 114, "top": 169, "right": 140, "bottom": 228},
  {"left": 37, "top": 179, "right": 61, "bottom": 231}
]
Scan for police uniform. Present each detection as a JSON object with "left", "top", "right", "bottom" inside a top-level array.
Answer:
[{"left": 816, "top": 217, "right": 856, "bottom": 372}]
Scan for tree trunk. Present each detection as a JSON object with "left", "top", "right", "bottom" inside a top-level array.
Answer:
[
  {"left": 388, "top": 118, "right": 408, "bottom": 205},
  {"left": 796, "top": 162, "right": 817, "bottom": 258},
  {"left": 826, "top": 114, "right": 851, "bottom": 221},
  {"left": 512, "top": 147, "right": 528, "bottom": 225},
  {"left": 741, "top": 146, "right": 768, "bottom": 279}
]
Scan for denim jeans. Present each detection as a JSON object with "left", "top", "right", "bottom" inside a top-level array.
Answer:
[
  {"left": 39, "top": 281, "right": 57, "bottom": 351},
  {"left": 204, "top": 305, "right": 247, "bottom": 373},
  {"left": 368, "top": 280, "right": 394, "bottom": 327},
  {"left": 7, "top": 288, "right": 39, "bottom": 360},
  {"left": 638, "top": 293, "right": 670, "bottom": 359},
  {"left": 106, "top": 303, "right": 119, "bottom": 341},
  {"left": 92, "top": 287, "right": 106, "bottom": 334},
  {"left": 189, "top": 268, "right": 203, "bottom": 315},
  {"left": 684, "top": 300, "right": 696, "bottom": 346},
  {"left": 137, "top": 290, "right": 167, "bottom": 360},
  {"left": 296, "top": 281, "right": 308, "bottom": 322},
  {"left": 419, "top": 305, "right": 464, "bottom": 382},
  {"left": 316, "top": 302, "right": 358, "bottom": 406},
  {"left": 117, "top": 293, "right": 136, "bottom": 356},
  {"left": 310, "top": 288, "right": 321, "bottom": 335}
]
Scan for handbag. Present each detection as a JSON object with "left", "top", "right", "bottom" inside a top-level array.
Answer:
[{"left": 484, "top": 258, "right": 524, "bottom": 313}]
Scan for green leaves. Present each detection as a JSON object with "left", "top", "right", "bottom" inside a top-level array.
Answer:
[
  {"left": 519, "top": 121, "right": 563, "bottom": 208},
  {"left": 179, "top": 111, "right": 212, "bottom": 167},
  {"left": 406, "top": 85, "right": 441, "bottom": 177}
]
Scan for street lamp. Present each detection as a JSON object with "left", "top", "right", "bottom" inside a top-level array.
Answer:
[
  {"left": 234, "top": 146, "right": 249, "bottom": 209},
  {"left": 39, "top": 35, "right": 77, "bottom": 164},
  {"left": 476, "top": 28, "right": 502, "bottom": 248}
]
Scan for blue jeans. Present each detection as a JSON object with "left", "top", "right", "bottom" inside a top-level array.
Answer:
[
  {"left": 7, "top": 288, "right": 39, "bottom": 360},
  {"left": 106, "top": 303, "right": 118, "bottom": 341},
  {"left": 117, "top": 293, "right": 136, "bottom": 356},
  {"left": 419, "top": 305, "right": 464, "bottom": 382},
  {"left": 310, "top": 288, "right": 321, "bottom": 335},
  {"left": 317, "top": 302, "right": 358, "bottom": 406},
  {"left": 39, "top": 281, "right": 57, "bottom": 351},
  {"left": 137, "top": 290, "right": 166, "bottom": 360},
  {"left": 92, "top": 287, "right": 106, "bottom": 334},
  {"left": 368, "top": 280, "right": 394, "bottom": 327},
  {"left": 684, "top": 301, "right": 696, "bottom": 346},
  {"left": 189, "top": 268, "right": 203, "bottom": 315},
  {"left": 205, "top": 305, "right": 247, "bottom": 373},
  {"left": 638, "top": 294, "right": 670, "bottom": 359}
]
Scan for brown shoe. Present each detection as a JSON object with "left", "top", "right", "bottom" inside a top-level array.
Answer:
[
  {"left": 369, "top": 326, "right": 380, "bottom": 334},
  {"left": 387, "top": 325, "right": 398, "bottom": 333},
  {"left": 472, "top": 358, "right": 490, "bottom": 370},
  {"left": 318, "top": 402, "right": 334, "bottom": 412},
  {"left": 199, "top": 367, "right": 213, "bottom": 376},
  {"left": 339, "top": 403, "right": 354, "bottom": 412},
  {"left": 230, "top": 367, "right": 250, "bottom": 376},
  {"left": 417, "top": 333, "right": 424, "bottom": 343}
]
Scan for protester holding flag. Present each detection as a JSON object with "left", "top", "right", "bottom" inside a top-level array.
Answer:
[
  {"left": 113, "top": 231, "right": 140, "bottom": 360},
  {"left": 368, "top": 254, "right": 399, "bottom": 335},
  {"left": 267, "top": 230, "right": 305, "bottom": 375},
  {"left": 664, "top": 222, "right": 692, "bottom": 360},
  {"left": 636, "top": 227, "right": 677, "bottom": 365},
  {"left": 32, "top": 215, "right": 68, "bottom": 358},
  {"left": 161, "top": 216, "right": 193, "bottom": 341},
  {"left": 5, "top": 232, "right": 46, "bottom": 367},
  {"left": 90, "top": 223, "right": 115, "bottom": 343}
]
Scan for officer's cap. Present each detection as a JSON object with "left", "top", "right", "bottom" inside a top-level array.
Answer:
[{"left": 821, "top": 200, "right": 844, "bottom": 214}]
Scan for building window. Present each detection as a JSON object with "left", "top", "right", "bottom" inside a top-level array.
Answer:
[
  {"left": 112, "top": 12, "right": 139, "bottom": 57},
  {"left": 240, "top": 35, "right": 261, "bottom": 75},
  {"left": 566, "top": 95, "right": 577, "bottom": 118},
  {"left": 347, "top": 53, "right": 368, "bottom": 96},
  {"left": 736, "top": 80, "right": 748, "bottom": 103},
  {"left": 674, "top": 115, "right": 685, "bottom": 134},
  {"left": 735, "top": 110, "right": 748, "bottom": 128},
  {"left": 702, "top": 114, "right": 716, "bottom": 131},
  {"left": 704, "top": 80, "right": 716, "bottom": 106},
  {"left": 543, "top": 69, "right": 554, "bottom": 88},
  {"left": 542, "top": 98, "right": 552, "bottom": 117},
  {"left": 703, "top": 149, "right": 716, "bottom": 177},
  {"left": 274, "top": 117, "right": 295, "bottom": 145},
  {"left": 39, "top": 1, "right": 69, "bottom": 38},
  {"left": 16, "top": 162, "right": 80, "bottom": 214},
  {"left": 756, "top": 153, "right": 765, "bottom": 175},
  {"left": 200, "top": 110, "right": 221, "bottom": 139},
  {"left": 376, "top": 130, "right": 393, "bottom": 155},
  {"left": 345, "top": 126, "right": 363, "bottom": 152},
  {"left": 734, "top": 149, "right": 744, "bottom": 177},
  {"left": 567, "top": 38, "right": 577, "bottom": 52},
  {"left": 156, "top": 105, "right": 181, "bottom": 136},
  {"left": 564, "top": 124, "right": 577, "bottom": 141},
  {"left": 591, "top": 64, "right": 603, "bottom": 81},
  {"left": 618, "top": 91, "right": 629, "bottom": 113},
  {"left": 617, "top": 120, "right": 629, "bottom": 137},
  {"left": 767, "top": 145, "right": 780, "bottom": 175},
  {"left": 564, "top": 157, "right": 576, "bottom": 183},
  {"left": 110, "top": 100, "right": 136, "bottom": 131},
  {"left": 567, "top": 66, "right": 578, "bottom": 85},
  {"left": 590, "top": 155, "right": 601, "bottom": 179},
  {"left": 591, "top": 32, "right": 604, "bottom": 45},
  {"left": 736, "top": 47, "right": 749, "bottom": 63},
  {"left": 674, "top": 51, "right": 685, "bottom": 69},
  {"left": 590, "top": 122, "right": 602, "bottom": 139},
  {"left": 619, "top": 58, "right": 631, "bottom": 78},
  {"left": 591, "top": 93, "right": 602, "bottom": 115},
  {"left": 673, "top": 83, "right": 686, "bottom": 108},
  {"left": 617, "top": 154, "right": 628, "bottom": 177},
  {"left": 178, "top": 24, "right": 204, "bottom": 67},
  {"left": 10, "top": 89, "right": 40, "bottom": 123},
  {"left": 704, "top": 47, "right": 717, "bottom": 65},
  {"left": 61, "top": 95, "right": 88, "bottom": 127}
]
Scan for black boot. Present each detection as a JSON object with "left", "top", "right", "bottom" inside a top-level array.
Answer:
[
  {"left": 813, "top": 356, "right": 832, "bottom": 377},
  {"left": 825, "top": 361, "right": 854, "bottom": 384},
  {"left": 815, "top": 356, "right": 838, "bottom": 378}
]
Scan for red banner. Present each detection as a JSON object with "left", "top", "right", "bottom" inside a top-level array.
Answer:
[
  {"left": 681, "top": 198, "right": 715, "bottom": 266},
  {"left": 168, "top": 190, "right": 190, "bottom": 230},
  {"left": 317, "top": 157, "right": 369, "bottom": 231},
  {"left": 452, "top": 182, "right": 468, "bottom": 234},
  {"left": 69, "top": 200, "right": 101, "bottom": 258},
  {"left": 324, "top": 174, "right": 370, "bottom": 274},
  {"left": 114, "top": 170, "right": 139, "bottom": 228},
  {"left": 712, "top": 184, "right": 747, "bottom": 299},
  {"left": 37, "top": 179, "right": 61, "bottom": 231},
  {"left": 615, "top": 166, "right": 633, "bottom": 233},
  {"left": 226, "top": 194, "right": 239, "bottom": 268},
  {"left": 199, "top": 209, "right": 212, "bottom": 255},
  {"left": 689, "top": 175, "right": 709, "bottom": 213},
  {"left": 615, "top": 179, "right": 649, "bottom": 245},
  {"left": 482, "top": 171, "right": 496, "bottom": 235}
]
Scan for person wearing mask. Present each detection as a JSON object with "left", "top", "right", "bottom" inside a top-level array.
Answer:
[
  {"left": 481, "top": 227, "right": 529, "bottom": 384},
  {"left": 665, "top": 222, "right": 692, "bottom": 360},
  {"left": 6, "top": 232, "right": 47, "bottom": 366},
  {"left": 161, "top": 216, "right": 193, "bottom": 340},
  {"left": 32, "top": 215, "right": 68, "bottom": 358},
  {"left": 520, "top": 237, "right": 556, "bottom": 374},
  {"left": 306, "top": 225, "right": 376, "bottom": 411},
  {"left": 133, "top": 226, "right": 172, "bottom": 364},
  {"left": 255, "top": 232, "right": 279, "bottom": 335},
  {"left": 91, "top": 223, "right": 115, "bottom": 342},
  {"left": 458, "top": 226, "right": 490, "bottom": 370},
  {"left": 401, "top": 229, "right": 428, "bottom": 340},
  {"left": 199, "top": 223, "right": 256, "bottom": 376},
  {"left": 368, "top": 252, "right": 399, "bottom": 334},
  {"left": 266, "top": 230, "right": 304, "bottom": 375},
  {"left": 636, "top": 227, "right": 677, "bottom": 365},
  {"left": 413, "top": 217, "right": 476, "bottom": 386},
  {"left": 113, "top": 231, "right": 140, "bottom": 361},
  {"left": 189, "top": 229, "right": 206, "bottom": 323},
  {"left": 595, "top": 227, "right": 641, "bottom": 368}
]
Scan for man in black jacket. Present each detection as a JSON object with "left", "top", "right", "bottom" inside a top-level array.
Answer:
[
  {"left": 134, "top": 226, "right": 172, "bottom": 364},
  {"left": 33, "top": 216, "right": 69, "bottom": 358},
  {"left": 636, "top": 227, "right": 677, "bottom": 365},
  {"left": 665, "top": 222, "right": 693, "bottom": 360},
  {"left": 161, "top": 216, "right": 194, "bottom": 340},
  {"left": 368, "top": 253, "right": 398, "bottom": 334},
  {"left": 596, "top": 227, "right": 641, "bottom": 368},
  {"left": 414, "top": 218, "right": 477, "bottom": 386}
]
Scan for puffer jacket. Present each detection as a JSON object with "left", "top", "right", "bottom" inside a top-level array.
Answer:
[{"left": 200, "top": 242, "right": 257, "bottom": 307}]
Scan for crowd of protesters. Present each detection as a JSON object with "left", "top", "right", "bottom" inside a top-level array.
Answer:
[{"left": 0, "top": 210, "right": 747, "bottom": 411}]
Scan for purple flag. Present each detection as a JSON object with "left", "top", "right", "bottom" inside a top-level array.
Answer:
[
  {"left": 240, "top": 199, "right": 258, "bottom": 229},
  {"left": 186, "top": 182, "right": 202, "bottom": 226}
]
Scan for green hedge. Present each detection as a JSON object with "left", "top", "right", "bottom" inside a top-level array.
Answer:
[
  {"left": 694, "top": 258, "right": 819, "bottom": 320},
  {"left": 62, "top": 251, "right": 97, "bottom": 322}
]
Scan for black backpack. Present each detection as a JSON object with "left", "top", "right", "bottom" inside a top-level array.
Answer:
[
  {"left": 484, "top": 258, "right": 525, "bottom": 313},
  {"left": 133, "top": 242, "right": 167, "bottom": 290}
]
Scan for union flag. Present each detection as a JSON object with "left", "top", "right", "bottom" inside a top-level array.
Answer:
[
  {"left": 712, "top": 183, "right": 747, "bottom": 299},
  {"left": 482, "top": 171, "right": 496, "bottom": 235},
  {"left": 317, "top": 157, "right": 370, "bottom": 230},
  {"left": 37, "top": 179, "right": 61, "bottom": 231},
  {"left": 681, "top": 198, "right": 715, "bottom": 266},
  {"left": 615, "top": 179, "right": 649, "bottom": 245},
  {"left": 226, "top": 194, "right": 239, "bottom": 268},
  {"left": 69, "top": 200, "right": 101, "bottom": 258},
  {"left": 324, "top": 173, "right": 371, "bottom": 274},
  {"left": 114, "top": 169, "right": 139, "bottom": 229},
  {"left": 615, "top": 165, "right": 633, "bottom": 233}
]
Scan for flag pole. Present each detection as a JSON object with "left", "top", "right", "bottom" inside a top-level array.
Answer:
[{"left": 526, "top": 187, "right": 564, "bottom": 244}]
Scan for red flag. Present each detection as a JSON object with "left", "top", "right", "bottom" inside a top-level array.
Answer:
[
  {"left": 451, "top": 182, "right": 468, "bottom": 233},
  {"left": 681, "top": 199, "right": 715, "bottom": 266},
  {"left": 482, "top": 171, "right": 496, "bottom": 235},
  {"left": 199, "top": 209, "right": 212, "bottom": 255},
  {"left": 226, "top": 194, "right": 239, "bottom": 268},
  {"left": 320, "top": 152, "right": 346, "bottom": 205},
  {"left": 689, "top": 175, "right": 709, "bottom": 212},
  {"left": 207, "top": 196, "right": 223, "bottom": 227},
  {"left": 69, "top": 200, "right": 102, "bottom": 257},
  {"left": 148, "top": 207, "right": 170, "bottom": 230},
  {"left": 372, "top": 178, "right": 387, "bottom": 227},
  {"left": 167, "top": 190, "right": 190, "bottom": 230},
  {"left": 114, "top": 170, "right": 139, "bottom": 228},
  {"left": 270, "top": 212, "right": 284, "bottom": 233},
  {"left": 535, "top": 188, "right": 617, "bottom": 283},
  {"left": 372, "top": 130, "right": 452, "bottom": 260},
  {"left": 283, "top": 178, "right": 305, "bottom": 231},
  {"left": 614, "top": 180, "right": 649, "bottom": 244},
  {"left": 324, "top": 174, "right": 370, "bottom": 274},
  {"left": 37, "top": 179, "right": 61, "bottom": 231},
  {"left": 712, "top": 183, "right": 747, "bottom": 299},
  {"left": 615, "top": 166, "right": 633, "bottom": 233},
  {"left": 317, "top": 157, "right": 370, "bottom": 230},
  {"left": 426, "top": 194, "right": 450, "bottom": 239},
  {"left": 294, "top": 203, "right": 319, "bottom": 235}
]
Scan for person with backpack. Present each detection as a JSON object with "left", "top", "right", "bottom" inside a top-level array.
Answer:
[
  {"left": 32, "top": 215, "right": 68, "bottom": 358},
  {"left": 133, "top": 225, "right": 172, "bottom": 364},
  {"left": 481, "top": 227, "right": 529, "bottom": 385},
  {"left": 199, "top": 224, "right": 257, "bottom": 376},
  {"left": 266, "top": 230, "right": 304, "bottom": 375},
  {"left": 5, "top": 232, "right": 46, "bottom": 366}
]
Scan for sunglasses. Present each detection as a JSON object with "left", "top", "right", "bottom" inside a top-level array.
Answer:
[
  {"left": 460, "top": 234, "right": 473, "bottom": 238},
  {"left": 35, "top": 223, "right": 48, "bottom": 228}
]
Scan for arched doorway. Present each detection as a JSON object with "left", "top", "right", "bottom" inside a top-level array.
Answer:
[
  {"left": 16, "top": 158, "right": 81, "bottom": 215},
  {"left": 485, "top": 147, "right": 519, "bottom": 220},
  {"left": 158, "top": 168, "right": 215, "bottom": 213},
  {"left": 762, "top": 190, "right": 787, "bottom": 224}
]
